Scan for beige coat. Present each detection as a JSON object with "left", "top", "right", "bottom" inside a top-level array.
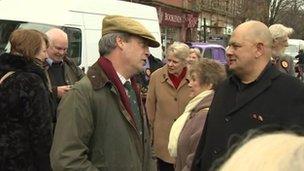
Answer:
[{"left": 146, "top": 65, "right": 191, "bottom": 163}]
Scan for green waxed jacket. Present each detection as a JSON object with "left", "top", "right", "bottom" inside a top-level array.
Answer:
[{"left": 50, "top": 62, "right": 156, "bottom": 171}]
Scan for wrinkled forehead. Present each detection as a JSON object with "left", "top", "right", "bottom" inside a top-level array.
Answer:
[
  {"left": 229, "top": 31, "right": 247, "bottom": 45},
  {"left": 231, "top": 27, "right": 260, "bottom": 45},
  {"left": 52, "top": 37, "right": 68, "bottom": 47}
]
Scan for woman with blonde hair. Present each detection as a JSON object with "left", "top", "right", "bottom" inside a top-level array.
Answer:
[
  {"left": 168, "top": 59, "right": 226, "bottom": 171},
  {"left": 269, "top": 24, "right": 295, "bottom": 76},
  {"left": 146, "top": 42, "right": 192, "bottom": 171},
  {"left": 0, "top": 29, "right": 53, "bottom": 170},
  {"left": 186, "top": 48, "right": 201, "bottom": 68}
]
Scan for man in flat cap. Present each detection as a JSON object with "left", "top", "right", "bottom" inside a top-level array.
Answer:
[{"left": 51, "top": 15, "right": 159, "bottom": 171}]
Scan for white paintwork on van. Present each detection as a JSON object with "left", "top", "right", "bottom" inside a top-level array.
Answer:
[
  {"left": 285, "top": 39, "right": 304, "bottom": 59},
  {"left": 0, "top": 0, "right": 162, "bottom": 71}
]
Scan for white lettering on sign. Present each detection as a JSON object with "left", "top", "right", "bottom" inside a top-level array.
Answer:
[{"left": 164, "top": 13, "right": 182, "bottom": 23}]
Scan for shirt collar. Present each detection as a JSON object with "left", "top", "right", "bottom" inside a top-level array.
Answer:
[
  {"left": 116, "top": 72, "right": 130, "bottom": 85},
  {"left": 230, "top": 62, "right": 272, "bottom": 91},
  {"left": 46, "top": 58, "right": 63, "bottom": 66}
]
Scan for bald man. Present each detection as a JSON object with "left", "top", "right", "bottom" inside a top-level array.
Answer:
[
  {"left": 45, "top": 28, "right": 84, "bottom": 122},
  {"left": 191, "top": 21, "right": 304, "bottom": 171}
]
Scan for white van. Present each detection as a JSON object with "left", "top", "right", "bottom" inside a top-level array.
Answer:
[
  {"left": 0, "top": 0, "right": 162, "bottom": 72},
  {"left": 285, "top": 39, "right": 304, "bottom": 62}
]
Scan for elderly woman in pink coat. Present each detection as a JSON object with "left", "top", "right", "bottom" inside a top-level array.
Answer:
[{"left": 168, "top": 59, "right": 226, "bottom": 171}]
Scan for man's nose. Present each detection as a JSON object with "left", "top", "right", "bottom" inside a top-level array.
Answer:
[
  {"left": 59, "top": 50, "right": 66, "bottom": 54},
  {"left": 226, "top": 46, "right": 233, "bottom": 56}
]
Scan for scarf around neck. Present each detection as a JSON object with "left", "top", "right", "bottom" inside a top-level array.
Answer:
[
  {"left": 168, "top": 67, "right": 187, "bottom": 89},
  {"left": 168, "top": 89, "right": 214, "bottom": 157},
  {"left": 98, "top": 57, "right": 142, "bottom": 125}
]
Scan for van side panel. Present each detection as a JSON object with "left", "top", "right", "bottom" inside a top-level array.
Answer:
[{"left": 0, "top": 0, "right": 162, "bottom": 72}]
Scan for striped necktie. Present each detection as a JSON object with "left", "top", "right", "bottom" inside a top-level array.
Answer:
[{"left": 124, "top": 81, "right": 142, "bottom": 135}]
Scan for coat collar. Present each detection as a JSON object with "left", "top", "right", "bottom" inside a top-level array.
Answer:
[
  {"left": 0, "top": 53, "right": 47, "bottom": 83},
  {"left": 86, "top": 61, "right": 145, "bottom": 136},
  {"left": 226, "top": 63, "right": 282, "bottom": 117},
  {"left": 0, "top": 53, "right": 34, "bottom": 71},
  {"left": 159, "top": 65, "right": 190, "bottom": 89},
  {"left": 192, "top": 91, "right": 214, "bottom": 113},
  {"left": 87, "top": 62, "right": 110, "bottom": 90}
]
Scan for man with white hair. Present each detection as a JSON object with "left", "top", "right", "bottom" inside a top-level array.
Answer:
[
  {"left": 45, "top": 28, "right": 84, "bottom": 123},
  {"left": 269, "top": 24, "right": 295, "bottom": 76}
]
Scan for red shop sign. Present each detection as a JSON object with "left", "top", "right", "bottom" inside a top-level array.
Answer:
[{"left": 157, "top": 7, "right": 198, "bottom": 28}]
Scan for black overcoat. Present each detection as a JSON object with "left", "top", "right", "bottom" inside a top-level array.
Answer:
[{"left": 192, "top": 63, "right": 304, "bottom": 171}]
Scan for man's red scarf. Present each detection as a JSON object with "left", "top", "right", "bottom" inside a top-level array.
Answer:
[{"left": 98, "top": 57, "right": 141, "bottom": 124}]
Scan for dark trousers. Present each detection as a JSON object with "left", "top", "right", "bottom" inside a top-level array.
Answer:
[{"left": 157, "top": 158, "right": 174, "bottom": 171}]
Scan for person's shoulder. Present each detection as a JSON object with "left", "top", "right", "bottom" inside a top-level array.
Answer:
[
  {"left": 150, "top": 65, "right": 166, "bottom": 77},
  {"left": 280, "top": 54, "right": 293, "bottom": 61},
  {"left": 275, "top": 73, "right": 304, "bottom": 88},
  {"left": 63, "top": 56, "right": 75, "bottom": 65},
  {"left": 15, "top": 71, "right": 44, "bottom": 86},
  {"left": 72, "top": 75, "right": 92, "bottom": 91}
]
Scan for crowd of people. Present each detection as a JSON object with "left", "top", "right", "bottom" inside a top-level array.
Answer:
[{"left": 1, "top": 14, "right": 304, "bottom": 171}]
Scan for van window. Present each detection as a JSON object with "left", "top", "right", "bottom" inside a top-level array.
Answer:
[
  {"left": 212, "top": 48, "right": 226, "bottom": 64},
  {"left": 0, "top": 19, "right": 82, "bottom": 66},
  {"left": 62, "top": 27, "right": 82, "bottom": 65},
  {"left": 204, "top": 48, "right": 212, "bottom": 59}
]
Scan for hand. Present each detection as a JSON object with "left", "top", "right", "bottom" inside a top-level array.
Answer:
[{"left": 57, "top": 85, "right": 71, "bottom": 98}]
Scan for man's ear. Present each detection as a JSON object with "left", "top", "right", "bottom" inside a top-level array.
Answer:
[
  {"left": 255, "top": 42, "right": 264, "bottom": 58},
  {"left": 116, "top": 36, "right": 124, "bottom": 49}
]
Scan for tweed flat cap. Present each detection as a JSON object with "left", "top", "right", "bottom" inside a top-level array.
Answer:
[{"left": 102, "top": 15, "right": 160, "bottom": 47}]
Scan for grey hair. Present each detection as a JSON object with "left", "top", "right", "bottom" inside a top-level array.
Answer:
[
  {"left": 269, "top": 24, "right": 294, "bottom": 39},
  {"left": 98, "top": 32, "right": 131, "bottom": 56},
  {"left": 166, "top": 42, "right": 190, "bottom": 61}
]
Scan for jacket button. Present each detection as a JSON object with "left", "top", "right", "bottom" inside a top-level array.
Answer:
[
  {"left": 213, "top": 150, "right": 218, "bottom": 154},
  {"left": 224, "top": 117, "right": 230, "bottom": 123},
  {"left": 174, "top": 97, "right": 177, "bottom": 101}
]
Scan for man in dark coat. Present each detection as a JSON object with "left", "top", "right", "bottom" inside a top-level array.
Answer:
[
  {"left": 45, "top": 28, "right": 84, "bottom": 124},
  {"left": 191, "top": 20, "right": 304, "bottom": 171}
]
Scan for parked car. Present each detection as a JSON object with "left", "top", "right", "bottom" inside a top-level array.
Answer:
[{"left": 186, "top": 42, "right": 227, "bottom": 65}]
